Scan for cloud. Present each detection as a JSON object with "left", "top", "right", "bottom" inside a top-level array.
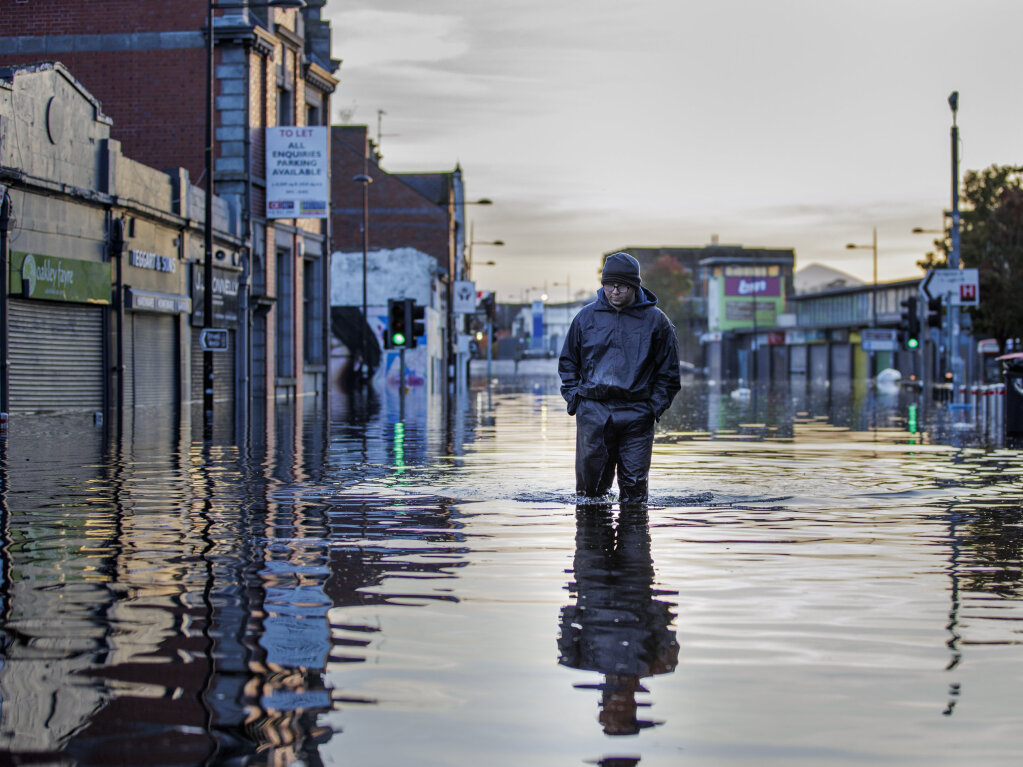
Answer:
[
  {"left": 324, "top": 0, "right": 1023, "bottom": 298},
  {"left": 334, "top": 10, "right": 468, "bottom": 68}
]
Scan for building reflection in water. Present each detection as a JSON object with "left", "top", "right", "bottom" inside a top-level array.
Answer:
[
  {"left": 0, "top": 395, "right": 468, "bottom": 765},
  {"left": 558, "top": 505, "right": 679, "bottom": 736}
]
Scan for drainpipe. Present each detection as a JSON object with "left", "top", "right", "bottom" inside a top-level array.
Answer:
[
  {"left": 236, "top": 247, "right": 250, "bottom": 443},
  {"left": 240, "top": 40, "right": 254, "bottom": 438},
  {"left": 0, "top": 187, "right": 10, "bottom": 416},
  {"left": 111, "top": 217, "right": 126, "bottom": 416}
]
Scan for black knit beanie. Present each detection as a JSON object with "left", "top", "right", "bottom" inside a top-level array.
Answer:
[{"left": 601, "top": 252, "right": 642, "bottom": 289}]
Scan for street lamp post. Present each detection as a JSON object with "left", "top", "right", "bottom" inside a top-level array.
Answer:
[
  {"left": 203, "top": 0, "right": 305, "bottom": 437},
  {"left": 468, "top": 228, "right": 503, "bottom": 381},
  {"left": 467, "top": 222, "right": 503, "bottom": 271},
  {"left": 551, "top": 276, "right": 571, "bottom": 304},
  {"left": 203, "top": 0, "right": 216, "bottom": 436},
  {"left": 474, "top": 260, "right": 499, "bottom": 382},
  {"left": 846, "top": 228, "right": 879, "bottom": 378},
  {"left": 353, "top": 171, "right": 372, "bottom": 383},
  {"left": 948, "top": 91, "right": 963, "bottom": 403}
]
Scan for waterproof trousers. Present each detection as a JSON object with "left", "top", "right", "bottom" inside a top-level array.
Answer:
[{"left": 575, "top": 398, "right": 655, "bottom": 503}]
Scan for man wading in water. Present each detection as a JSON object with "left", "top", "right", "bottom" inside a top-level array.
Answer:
[{"left": 558, "top": 252, "right": 681, "bottom": 505}]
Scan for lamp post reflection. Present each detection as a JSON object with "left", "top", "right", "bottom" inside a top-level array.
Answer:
[{"left": 558, "top": 505, "right": 679, "bottom": 736}]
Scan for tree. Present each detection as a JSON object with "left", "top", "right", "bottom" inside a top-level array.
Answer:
[
  {"left": 639, "top": 253, "right": 693, "bottom": 328},
  {"left": 934, "top": 164, "right": 1023, "bottom": 353}
]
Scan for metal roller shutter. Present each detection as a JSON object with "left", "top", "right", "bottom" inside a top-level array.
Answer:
[
  {"left": 132, "top": 313, "right": 179, "bottom": 408},
  {"left": 9, "top": 299, "right": 105, "bottom": 413},
  {"left": 190, "top": 329, "right": 235, "bottom": 404}
]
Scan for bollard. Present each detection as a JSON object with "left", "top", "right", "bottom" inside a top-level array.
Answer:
[
  {"left": 994, "top": 384, "right": 1005, "bottom": 446},
  {"left": 975, "top": 385, "right": 985, "bottom": 436}
]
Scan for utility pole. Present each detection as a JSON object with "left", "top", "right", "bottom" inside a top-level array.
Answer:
[{"left": 948, "top": 91, "right": 963, "bottom": 404}]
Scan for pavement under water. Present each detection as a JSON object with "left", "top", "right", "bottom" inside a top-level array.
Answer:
[{"left": 1, "top": 364, "right": 1022, "bottom": 766}]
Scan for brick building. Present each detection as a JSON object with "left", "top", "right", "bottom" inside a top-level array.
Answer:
[
  {"left": 331, "top": 126, "right": 458, "bottom": 270},
  {"left": 0, "top": 0, "right": 339, "bottom": 428},
  {"left": 330, "top": 125, "right": 472, "bottom": 393}
]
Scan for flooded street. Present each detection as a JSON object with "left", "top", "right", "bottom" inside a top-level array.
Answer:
[{"left": 3, "top": 364, "right": 1023, "bottom": 766}]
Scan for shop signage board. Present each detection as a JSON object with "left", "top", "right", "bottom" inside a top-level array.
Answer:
[
  {"left": 125, "top": 287, "right": 190, "bottom": 314},
  {"left": 190, "top": 264, "right": 241, "bottom": 327},
  {"left": 10, "top": 251, "right": 110, "bottom": 304},
  {"left": 861, "top": 328, "right": 899, "bottom": 351}
]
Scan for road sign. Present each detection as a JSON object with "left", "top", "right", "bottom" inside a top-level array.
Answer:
[
  {"left": 861, "top": 328, "right": 898, "bottom": 352},
  {"left": 921, "top": 268, "right": 979, "bottom": 306},
  {"left": 958, "top": 281, "right": 978, "bottom": 305},
  {"left": 453, "top": 280, "right": 476, "bottom": 313},
  {"left": 200, "top": 327, "right": 229, "bottom": 352}
]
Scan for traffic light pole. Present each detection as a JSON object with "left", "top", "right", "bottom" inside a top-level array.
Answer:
[{"left": 399, "top": 347, "right": 405, "bottom": 421}]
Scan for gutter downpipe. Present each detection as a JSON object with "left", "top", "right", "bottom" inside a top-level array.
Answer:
[
  {"left": 0, "top": 188, "right": 10, "bottom": 416},
  {"left": 111, "top": 217, "right": 126, "bottom": 417}
]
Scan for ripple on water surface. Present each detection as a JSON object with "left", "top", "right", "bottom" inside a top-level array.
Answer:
[{"left": 1, "top": 388, "right": 1023, "bottom": 765}]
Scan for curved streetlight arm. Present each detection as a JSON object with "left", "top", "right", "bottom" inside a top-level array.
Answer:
[{"left": 844, "top": 228, "right": 878, "bottom": 329}]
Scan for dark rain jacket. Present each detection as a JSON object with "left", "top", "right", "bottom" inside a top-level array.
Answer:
[{"left": 558, "top": 287, "right": 681, "bottom": 419}]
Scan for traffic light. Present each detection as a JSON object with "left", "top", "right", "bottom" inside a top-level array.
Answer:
[
  {"left": 900, "top": 295, "right": 920, "bottom": 350},
  {"left": 386, "top": 298, "right": 410, "bottom": 349},
  {"left": 480, "top": 292, "right": 496, "bottom": 319},
  {"left": 409, "top": 301, "right": 426, "bottom": 349},
  {"left": 926, "top": 296, "right": 943, "bottom": 329}
]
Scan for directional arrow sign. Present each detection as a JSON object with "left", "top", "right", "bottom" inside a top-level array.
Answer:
[
  {"left": 920, "top": 268, "right": 979, "bottom": 306},
  {"left": 200, "top": 327, "right": 230, "bottom": 352}
]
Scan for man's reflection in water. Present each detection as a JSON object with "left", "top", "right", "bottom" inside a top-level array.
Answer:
[{"left": 558, "top": 504, "right": 679, "bottom": 736}]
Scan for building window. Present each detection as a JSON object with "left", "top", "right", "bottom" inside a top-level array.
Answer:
[
  {"left": 277, "top": 86, "right": 293, "bottom": 127},
  {"left": 303, "top": 257, "right": 323, "bottom": 365},
  {"left": 276, "top": 247, "right": 293, "bottom": 377}
]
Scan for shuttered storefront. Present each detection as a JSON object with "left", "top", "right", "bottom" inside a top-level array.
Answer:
[
  {"left": 9, "top": 299, "right": 105, "bottom": 413},
  {"left": 129, "top": 313, "right": 179, "bottom": 408},
  {"left": 190, "top": 329, "right": 235, "bottom": 405},
  {"left": 809, "top": 343, "right": 830, "bottom": 384}
]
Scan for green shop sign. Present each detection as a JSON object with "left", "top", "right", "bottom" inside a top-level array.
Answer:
[{"left": 10, "top": 251, "right": 111, "bottom": 305}]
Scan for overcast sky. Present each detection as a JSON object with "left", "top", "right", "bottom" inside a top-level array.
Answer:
[{"left": 323, "top": 1, "right": 1023, "bottom": 301}]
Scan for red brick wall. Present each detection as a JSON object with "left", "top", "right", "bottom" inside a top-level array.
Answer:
[
  {"left": 0, "top": 1, "right": 209, "bottom": 181},
  {"left": 0, "top": 0, "right": 204, "bottom": 34},
  {"left": 331, "top": 127, "right": 452, "bottom": 269}
]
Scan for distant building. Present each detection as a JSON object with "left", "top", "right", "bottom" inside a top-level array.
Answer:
[
  {"left": 699, "top": 246, "right": 797, "bottom": 382},
  {"left": 793, "top": 263, "right": 865, "bottom": 294},
  {"left": 606, "top": 243, "right": 797, "bottom": 374},
  {"left": 330, "top": 125, "right": 475, "bottom": 394},
  {"left": 330, "top": 248, "right": 444, "bottom": 392}
]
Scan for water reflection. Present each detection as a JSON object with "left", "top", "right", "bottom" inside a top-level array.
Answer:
[
  {"left": 942, "top": 489, "right": 1023, "bottom": 718},
  {"left": 558, "top": 505, "right": 678, "bottom": 736},
  {"left": 4, "top": 375, "right": 1023, "bottom": 764},
  {"left": 659, "top": 379, "right": 917, "bottom": 442}
]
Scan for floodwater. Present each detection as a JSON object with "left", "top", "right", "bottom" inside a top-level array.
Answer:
[{"left": 2, "top": 362, "right": 1023, "bottom": 766}]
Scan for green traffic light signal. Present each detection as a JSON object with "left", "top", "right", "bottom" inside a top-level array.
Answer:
[
  {"left": 386, "top": 298, "right": 410, "bottom": 349},
  {"left": 906, "top": 337, "right": 919, "bottom": 350}
]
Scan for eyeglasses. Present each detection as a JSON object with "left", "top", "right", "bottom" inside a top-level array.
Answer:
[{"left": 603, "top": 283, "right": 633, "bottom": 293}]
